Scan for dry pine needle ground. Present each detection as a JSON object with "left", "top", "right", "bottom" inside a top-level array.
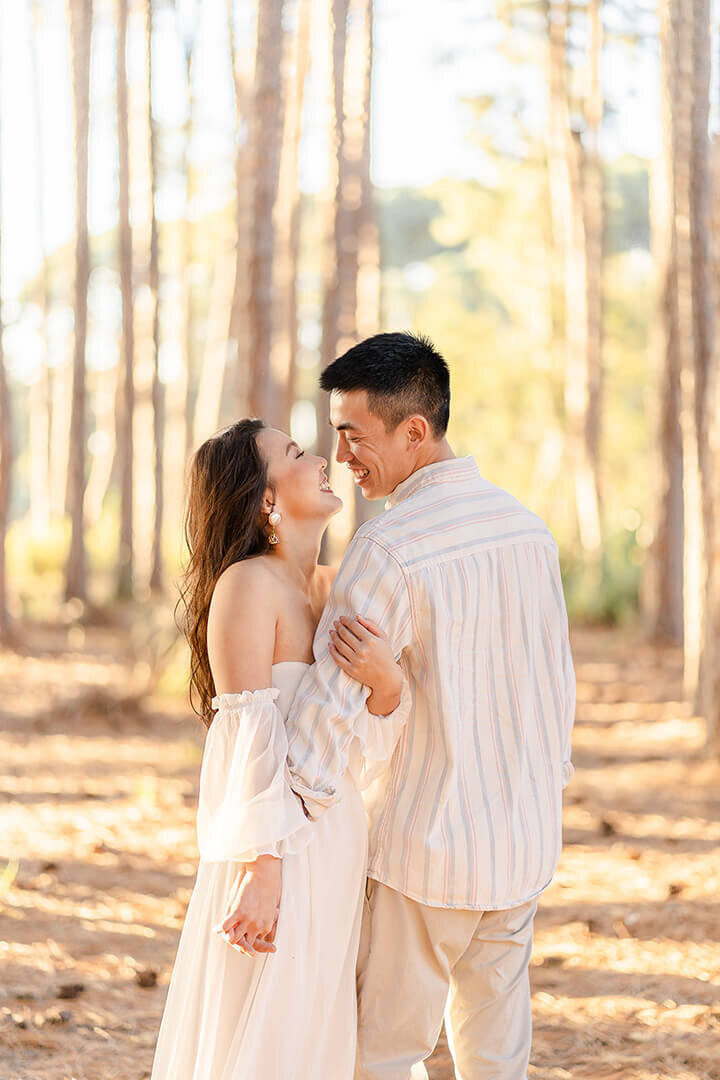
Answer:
[{"left": 1, "top": 624, "right": 719, "bottom": 1080}]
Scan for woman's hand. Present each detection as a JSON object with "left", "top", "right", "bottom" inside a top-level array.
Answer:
[
  {"left": 214, "top": 855, "right": 282, "bottom": 958},
  {"left": 329, "top": 614, "right": 403, "bottom": 716}
]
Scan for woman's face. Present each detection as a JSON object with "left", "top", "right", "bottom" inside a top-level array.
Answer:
[{"left": 255, "top": 427, "right": 343, "bottom": 524}]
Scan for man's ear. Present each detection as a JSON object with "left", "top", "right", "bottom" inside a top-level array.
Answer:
[{"left": 406, "top": 415, "right": 430, "bottom": 447}]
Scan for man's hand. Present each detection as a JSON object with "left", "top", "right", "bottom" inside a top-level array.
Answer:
[{"left": 214, "top": 855, "right": 282, "bottom": 958}]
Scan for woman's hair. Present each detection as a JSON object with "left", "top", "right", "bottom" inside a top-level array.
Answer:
[{"left": 177, "top": 418, "right": 272, "bottom": 726}]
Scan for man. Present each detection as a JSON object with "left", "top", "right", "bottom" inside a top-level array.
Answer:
[{"left": 287, "top": 331, "right": 575, "bottom": 1079}]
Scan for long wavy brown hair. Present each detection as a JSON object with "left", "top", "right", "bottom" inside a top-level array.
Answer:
[{"left": 177, "top": 418, "right": 273, "bottom": 727}]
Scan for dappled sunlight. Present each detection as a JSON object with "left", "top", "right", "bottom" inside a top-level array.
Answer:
[{"left": 2, "top": 625, "right": 719, "bottom": 1079}]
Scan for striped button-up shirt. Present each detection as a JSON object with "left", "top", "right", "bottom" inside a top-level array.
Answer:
[{"left": 287, "top": 456, "right": 575, "bottom": 910}]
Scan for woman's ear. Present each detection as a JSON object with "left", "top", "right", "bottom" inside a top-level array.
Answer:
[{"left": 260, "top": 487, "right": 275, "bottom": 517}]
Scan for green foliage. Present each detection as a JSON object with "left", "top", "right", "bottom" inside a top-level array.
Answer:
[
  {"left": 560, "top": 528, "right": 644, "bottom": 626},
  {"left": 380, "top": 156, "right": 654, "bottom": 623}
]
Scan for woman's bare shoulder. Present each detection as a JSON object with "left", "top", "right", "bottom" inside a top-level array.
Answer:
[
  {"left": 210, "top": 557, "right": 281, "bottom": 620},
  {"left": 207, "top": 558, "right": 280, "bottom": 692}
]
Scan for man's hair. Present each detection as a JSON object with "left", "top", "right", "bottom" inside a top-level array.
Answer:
[{"left": 320, "top": 332, "right": 451, "bottom": 437}]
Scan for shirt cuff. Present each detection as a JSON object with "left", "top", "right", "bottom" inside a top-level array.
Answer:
[{"left": 562, "top": 760, "right": 574, "bottom": 788}]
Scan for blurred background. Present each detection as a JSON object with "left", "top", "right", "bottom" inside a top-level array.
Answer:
[{"left": 1, "top": 4, "right": 720, "bottom": 1077}]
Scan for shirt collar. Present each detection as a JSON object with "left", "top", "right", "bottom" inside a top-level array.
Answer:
[{"left": 384, "top": 456, "right": 480, "bottom": 510}]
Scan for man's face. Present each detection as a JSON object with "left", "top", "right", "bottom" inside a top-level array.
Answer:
[{"left": 329, "top": 389, "right": 416, "bottom": 500}]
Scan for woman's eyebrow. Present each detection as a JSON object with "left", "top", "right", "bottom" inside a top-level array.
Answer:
[{"left": 285, "top": 440, "right": 300, "bottom": 455}]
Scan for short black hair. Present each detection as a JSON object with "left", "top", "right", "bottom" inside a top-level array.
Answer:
[{"left": 320, "top": 332, "right": 450, "bottom": 437}]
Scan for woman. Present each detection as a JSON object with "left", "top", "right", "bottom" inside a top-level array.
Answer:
[{"left": 151, "top": 419, "right": 408, "bottom": 1079}]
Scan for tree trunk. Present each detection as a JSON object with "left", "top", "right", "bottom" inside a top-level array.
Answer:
[
  {"left": 583, "top": 0, "right": 604, "bottom": 523},
  {"left": 317, "top": 0, "right": 349, "bottom": 469},
  {"left": 116, "top": 0, "right": 135, "bottom": 598},
  {"left": 225, "top": 0, "right": 255, "bottom": 422},
  {"left": 705, "top": 134, "right": 720, "bottom": 747},
  {"left": 545, "top": 0, "right": 602, "bottom": 557},
  {"left": 249, "top": 0, "right": 287, "bottom": 419},
  {"left": 353, "top": 0, "right": 380, "bottom": 530},
  {"left": 179, "top": 11, "right": 199, "bottom": 462},
  {"left": 65, "top": 0, "right": 93, "bottom": 603},
  {"left": 670, "top": 0, "right": 704, "bottom": 702},
  {"left": 29, "top": 0, "right": 52, "bottom": 541},
  {"left": 0, "top": 49, "right": 12, "bottom": 639},
  {"left": 687, "top": 0, "right": 718, "bottom": 741},
  {"left": 644, "top": 150, "right": 684, "bottom": 643},
  {"left": 269, "top": 0, "right": 312, "bottom": 431},
  {"left": 147, "top": 0, "right": 164, "bottom": 593}
]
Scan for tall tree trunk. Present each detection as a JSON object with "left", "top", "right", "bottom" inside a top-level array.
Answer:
[
  {"left": 545, "top": 0, "right": 602, "bottom": 557},
  {"left": 249, "top": 0, "right": 287, "bottom": 418},
  {"left": 179, "top": 11, "right": 199, "bottom": 462},
  {"left": 688, "top": 0, "right": 718, "bottom": 739},
  {"left": 668, "top": 0, "right": 704, "bottom": 701},
  {"left": 644, "top": 150, "right": 684, "bottom": 643},
  {"left": 269, "top": 0, "right": 312, "bottom": 431},
  {"left": 705, "top": 134, "right": 720, "bottom": 746},
  {"left": 583, "top": 0, "right": 604, "bottom": 523},
  {"left": 353, "top": 0, "right": 380, "bottom": 529},
  {"left": 147, "top": 0, "right": 164, "bottom": 593},
  {"left": 65, "top": 0, "right": 93, "bottom": 603},
  {"left": 225, "top": 0, "right": 255, "bottom": 422},
  {"left": 0, "top": 48, "right": 12, "bottom": 640},
  {"left": 29, "top": 0, "right": 52, "bottom": 541},
  {"left": 317, "top": 0, "right": 349, "bottom": 469},
  {"left": 317, "top": 0, "right": 349, "bottom": 564},
  {"left": 116, "top": 0, "right": 135, "bottom": 598}
]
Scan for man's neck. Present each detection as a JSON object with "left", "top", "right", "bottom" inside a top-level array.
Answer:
[{"left": 415, "top": 438, "right": 456, "bottom": 471}]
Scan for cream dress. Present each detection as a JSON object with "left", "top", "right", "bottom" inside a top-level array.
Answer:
[{"left": 151, "top": 662, "right": 395, "bottom": 1080}]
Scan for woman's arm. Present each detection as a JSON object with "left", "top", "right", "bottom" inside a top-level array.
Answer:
[{"left": 205, "top": 563, "right": 286, "bottom": 957}]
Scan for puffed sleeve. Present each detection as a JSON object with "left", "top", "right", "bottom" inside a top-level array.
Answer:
[
  {"left": 196, "top": 688, "right": 313, "bottom": 863},
  {"left": 351, "top": 668, "right": 413, "bottom": 789},
  {"left": 287, "top": 534, "right": 414, "bottom": 817}
]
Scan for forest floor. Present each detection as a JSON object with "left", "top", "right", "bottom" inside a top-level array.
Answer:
[{"left": 1, "top": 623, "right": 719, "bottom": 1080}]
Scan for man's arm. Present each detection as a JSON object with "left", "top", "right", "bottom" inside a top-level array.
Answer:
[{"left": 286, "top": 533, "right": 414, "bottom": 816}]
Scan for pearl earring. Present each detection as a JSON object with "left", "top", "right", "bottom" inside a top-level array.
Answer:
[{"left": 268, "top": 510, "right": 282, "bottom": 546}]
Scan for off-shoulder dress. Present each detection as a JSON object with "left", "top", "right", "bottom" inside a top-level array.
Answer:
[{"left": 150, "top": 661, "right": 409, "bottom": 1080}]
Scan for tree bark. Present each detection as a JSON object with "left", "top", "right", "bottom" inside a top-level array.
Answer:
[
  {"left": 317, "top": 0, "right": 349, "bottom": 467},
  {"left": 147, "top": 0, "right": 164, "bottom": 593},
  {"left": 29, "top": 0, "right": 52, "bottom": 541},
  {"left": 116, "top": 0, "right": 135, "bottom": 598},
  {"left": 644, "top": 151, "right": 684, "bottom": 643},
  {"left": 545, "top": 0, "right": 602, "bottom": 557},
  {"left": 65, "top": 0, "right": 93, "bottom": 603},
  {"left": 687, "top": 0, "right": 719, "bottom": 742},
  {"left": 249, "top": 0, "right": 287, "bottom": 419},
  {"left": 353, "top": 0, "right": 380, "bottom": 530},
  {"left": 0, "top": 44, "right": 12, "bottom": 639},
  {"left": 225, "top": 0, "right": 255, "bottom": 422},
  {"left": 179, "top": 10, "right": 199, "bottom": 462},
  {"left": 269, "top": 0, "right": 312, "bottom": 431},
  {"left": 583, "top": 0, "right": 604, "bottom": 521}
]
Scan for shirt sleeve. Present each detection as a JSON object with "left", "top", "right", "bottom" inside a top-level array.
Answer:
[
  {"left": 197, "top": 688, "right": 313, "bottom": 863},
  {"left": 546, "top": 544, "right": 576, "bottom": 789},
  {"left": 286, "top": 533, "right": 414, "bottom": 818},
  {"left": 561, "top": 628, "right": 576, "bottom": 788}
]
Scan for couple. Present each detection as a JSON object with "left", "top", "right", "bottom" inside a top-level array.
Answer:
[{"left": 151, "top": 332, "right": 576, "bottom": 1080}]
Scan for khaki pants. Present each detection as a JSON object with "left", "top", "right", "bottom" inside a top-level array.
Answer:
[{"left": 356, "top": 880, "right": 537, "bottom": 1080}]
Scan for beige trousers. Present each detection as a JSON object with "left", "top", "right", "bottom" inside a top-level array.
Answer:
[{"left": 355, "top": 880, "right": 537, "bottom": 1080}]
